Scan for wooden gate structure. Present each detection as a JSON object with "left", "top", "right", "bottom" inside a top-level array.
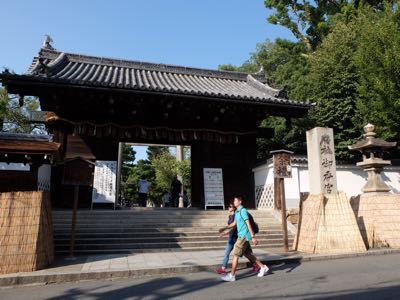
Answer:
[{"left": 0, "top": 42, "right": 310, "bottom": 208}]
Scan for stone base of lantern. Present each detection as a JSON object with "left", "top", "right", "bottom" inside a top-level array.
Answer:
[
  {"left": 351, "top": 193, "right": 400, "bottom": 249},
  {"left": 295, "top": 192, "right": 366, "bottom": 254}
]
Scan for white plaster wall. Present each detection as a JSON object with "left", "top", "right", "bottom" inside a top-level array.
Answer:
[
  {"left": 336, "top": 168, "right": 367, "bottom": 197},
  {"left": 253, "top": 164, "right": 274, "bottom": 186},
  {"left": 0, "top": 162, "right": 30, "bottom": 171},
  {"left": 253, "top": 163, "right": 400, "bottom": 209},
  {"left": 283, "top": 167, "right": 301, "bottom": 209},
  {"left": 298, "top": 167, "right": 310, "bottom": 193},
  {"left": 253, "top": 164, "right": 301, "bottom": 209}
]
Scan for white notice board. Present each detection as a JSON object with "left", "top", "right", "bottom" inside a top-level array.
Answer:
[
  {"left": 92, "top": 160, "right": 117, "bottom": 206},
  {"left": 203, "top": 168, "right": 225, "bottom": 210}
]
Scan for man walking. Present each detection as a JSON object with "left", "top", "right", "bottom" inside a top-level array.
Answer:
[
  {"left": 170, "top": 176, "right": 182, "bottom": 207},
  {"left": 218, "top": 196, "right": 269, "bottom": 282},
  {"left": 138, "top": 177, "right": 150, "bottom": 207}
]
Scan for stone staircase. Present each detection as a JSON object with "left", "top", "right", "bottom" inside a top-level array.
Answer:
[{"left": 52, "top": 209, "right": 295, "bottom": 255}]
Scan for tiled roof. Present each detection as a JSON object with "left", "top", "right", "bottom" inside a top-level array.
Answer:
[{"left": 4, "top": 47, "right": 310, "bottom": 108}]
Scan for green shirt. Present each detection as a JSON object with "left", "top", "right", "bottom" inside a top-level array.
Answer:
[{"left": 234, "top": 206, "right": 251, "bottom": 241}]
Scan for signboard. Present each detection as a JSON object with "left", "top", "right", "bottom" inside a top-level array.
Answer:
[
  {"left": 92, "top": 160, "right": 117, "bottom": 204},
  {"left": 271, "top": 150, "right": 293, "bottom": 178},
  {"left": 203, "top": 168, "right": 225, "bottom": 210}
]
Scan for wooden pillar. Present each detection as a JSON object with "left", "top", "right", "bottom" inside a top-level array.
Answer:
[
  {"left": 271, "top": 149, "right": 293, "bottom": 253},
  {"left": 69, "top": 185, "right": 79, "bottom": 258},
  {"left": 115, "top": 142, "right": 123, "bottom": 209},
  {"left": 279, "top": 178, "right": 289, "bottom": 252},
  {"left": 274, "top": 177, "right": 281, "bottom": 210},
  {"left": 176, "top": 145, "right": 184, "bottom": 208}
]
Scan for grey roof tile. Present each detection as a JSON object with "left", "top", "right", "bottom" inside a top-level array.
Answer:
[{"left": 7, "top": 48, "right": 311, "bottom": 108}]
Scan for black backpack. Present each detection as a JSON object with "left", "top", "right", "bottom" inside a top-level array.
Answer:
[
  {"left": 239, "top": 209, "right": 259, "bottom": 235},
  {"left": 248, "top": 213, "right": 259, "bottom": 235}
]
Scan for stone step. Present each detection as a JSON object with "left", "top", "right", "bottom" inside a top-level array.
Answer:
[
  {"left": 54, "top": 239, "right": 294, "bottom": 251},
  {"left": 54, "top": 225, "right": 281, "bottom": 234},
  {"left": 52, "top": 214, "right": 275, "bottom": 219},
  {"left": 54, "top": 245, "right": 288, "bottom": 255},
  {"left": 53, "top": 210, "right": 273, "bottom": 217},
  {"left": 53, "top": 224, "right": 276, "bottom": 229},
  {"left": 52, "top": 217, "right": 277, "bottom": 223},
  {"left": 51, "top": 209, "right": 292, "bottom": 256},
  {"left": 54, "top": 234, "right": 291, "bottom": 244},
  {"left": 52, "top": 209, "right": 272, "bottom": 214},
  {"left": 53, "top": 230, "right": 286, "bottom": 238}
]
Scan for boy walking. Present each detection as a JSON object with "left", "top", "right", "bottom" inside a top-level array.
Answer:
[{"left": 218, "top": 196, "right": 269, "bottom": 282}]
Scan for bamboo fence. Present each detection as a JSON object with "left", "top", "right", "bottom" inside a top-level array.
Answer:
[
  {"left": 0, "top": 191, "right": 54, "bottom": 274},
  {"left": 296, "top": 192, "right": 366, "bottom": 254}
]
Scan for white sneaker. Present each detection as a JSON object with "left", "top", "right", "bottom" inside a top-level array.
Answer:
[
  {"left": 257, "top": 265, "right": 269, "bottom": 277},
  {"left": 221, "top": 272, "right": 236, "bottom": 282}
]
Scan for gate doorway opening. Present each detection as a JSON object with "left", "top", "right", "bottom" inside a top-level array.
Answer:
[{"left": 117, "top": 143, "right": 191, "bottom": 209}]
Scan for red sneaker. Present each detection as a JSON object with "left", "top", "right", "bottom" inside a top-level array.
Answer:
[
  {"left": 251, "top": 264, "right": 261, "bottom": 273},
  {"left": 215, "top": 267, "right": 227, "bottom": 274}
]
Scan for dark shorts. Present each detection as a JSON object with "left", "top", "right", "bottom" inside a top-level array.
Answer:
[
  {"left": 233, "top": 237, "right": 252, "bottom": 257},
  {"left": 138, "top": 193, "right": 147, "bottom": 207}
]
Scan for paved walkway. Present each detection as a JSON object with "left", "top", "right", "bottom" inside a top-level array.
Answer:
[
  {"left": 1, "top": 248, "right": 399, "bottom": 287},
  {"left": 3, "top": 254, "right": 400, "bottom": 299}
]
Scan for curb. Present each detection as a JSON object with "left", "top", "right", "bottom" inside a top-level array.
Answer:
[
  {"left": 1, "top": 249, "right": 399, "bottom": 287},
  {"left": 0, "top": 256, "right": 301, "bottom": 287}
]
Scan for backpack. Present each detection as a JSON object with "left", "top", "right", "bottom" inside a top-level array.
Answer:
[
  {"left": 248, "top": 213, "right": 259, "bottom": 235},
  {"left": 239, "top": 209, "right": 259, "bottom": 235}
]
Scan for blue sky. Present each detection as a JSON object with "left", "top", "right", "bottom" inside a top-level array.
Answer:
[
  {"left": 0, "top": 0, "right": 295, "bottom": 160},
  {"left": 0, "top": 0, "right": 294, "bottom": 74}
]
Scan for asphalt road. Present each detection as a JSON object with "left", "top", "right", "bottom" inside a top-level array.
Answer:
[{"left": 1, "top": 253, "right": 400, "bottom": 300}]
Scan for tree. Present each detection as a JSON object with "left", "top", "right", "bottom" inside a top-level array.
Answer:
[
  {"left": 304, "top": 18, "right": 361, "bottom": 161},
  {"left": 123, "top": 159, "right": 156, "bottom": 203},
  {"left": 299, "top": 4, "right": 400, "bottom": 160},
  {"left": 146, "top": 146, "right": 169, "bottom": 161},
  {"left": 219, "top": 39, "right": 311, "bottom": 160},
  {"left": 0, "top": 88, "right": 7, "bottom": 131},
  {"left": 0, "top": 87, "right": 43, "bottom": 133},
  {"left": 119, "top": 144, "right": 136, "bottom": 201},
  {"left": 354, "top": 5, "right": 400, "bottom": 142},
  {"left": 219, "top": 39, "right": 308, "bottom": 100},
  {"left": 151, "top": 147, "right": 192, "bottom": 206},
  {"left": 264, "top": 0, "right": 387, "bottom": 49}
]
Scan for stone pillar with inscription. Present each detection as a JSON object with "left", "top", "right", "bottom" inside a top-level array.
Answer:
[
  {"left": 295, "top": 127, "right": 366, "bottom": 254},
  {"left": 306, "top": 127, "right": 337, "bottom": 195}
]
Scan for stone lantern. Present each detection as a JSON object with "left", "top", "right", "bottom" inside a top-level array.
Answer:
[{"left": 348, "top": 123, "right": 397, "bottom": 193}]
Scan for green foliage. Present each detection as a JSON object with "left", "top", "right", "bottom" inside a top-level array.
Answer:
[
  {"left": 301, "top": 4, "right": 400, "bottom": 160},
  {"left": 264, "top": 0, "right": 345, "bottom": 48},
  {"left": 218, "top": 40, "right": 311, "bottom": 160},
  {"left": 264, "top": 0, "right": 388, "bottom": 49},
  {"left": 218, "top": 63, "right": 258, "bottom": 73},
  {"left": 304, "top": 19, "right": 361, "bottom": 161},
  {"left": 152, "top": 152, "right": 178, "bottom": 195},
  {"left": 119, "top": 144, "right": 136, "bottom": 201},
  {"left": 151, "top": 147, "right": 192, "bottom": 205},
  {"left": 253, "top": 39, "right": 309, "bottom": 100},
  {"left": 219, "top": 39, "right": 309, "bottom": 100},
  {"left": 120, "top": 146, "right": 191, "bottom": 206},
  {"left": 354, "top": 5, "right": 400, "bottom": 142},
  {"left": 146, "top": 146, "right": 169, "bottom": 161},
  {"left": 0, "top": 87, "right": 43, "bottom": 133}
]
